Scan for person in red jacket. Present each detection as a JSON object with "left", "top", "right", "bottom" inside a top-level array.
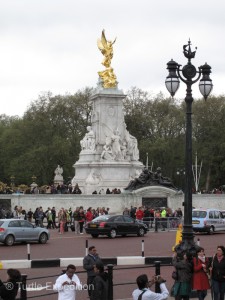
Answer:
[
  {"left": 86, "top": 207, "right": 94, "bottom": 223},
  {"left": 135, "top": 207, "right": 144, "bottom": 220},
  {"left": 192, "top": 247, "right": 210, "bottom": 300}
]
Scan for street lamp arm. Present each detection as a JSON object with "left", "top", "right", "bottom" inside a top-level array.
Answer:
[{"left": 176, "top": 65, "right": 202, "bottom": 85}]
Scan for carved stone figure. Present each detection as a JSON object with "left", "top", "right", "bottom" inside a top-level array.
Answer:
[
  {"left": 154, "top": 167, "right": 176, "bottom": 189},
  {"left": 54, "top": 165, "right": 64, "bottom": 185},
  {"left": 124, "top": 167, "right": 177, "bottom": 191},
  {"left": 124, "top": 168, "right": 151, "bottom": 190},
  {"left": 128, "top": 135, "right": 139, "bottom": 161},
  {"left": 101, "top": 144, "right": 114, "bottom": 161},
  {"left": 86, "top": 170, "right": 101, "bottom": 185},
  {"left": 54, "top": 165, "right": 63, "bottom": 177},
  {"left": 124, "top": 129, "right": 139, "bottom": 161},
  {"left": 80, "top": 126, "right": 96, "bottom": 151},
  {"left": 111, "top": 130, "right": 122, "bottom": 160}
]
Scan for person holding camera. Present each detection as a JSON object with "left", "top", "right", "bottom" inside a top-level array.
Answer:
[
  {"left": 132, "top": 274, "right": 169, "bottom": 300},
  {"left": 53, "top": 264, "right": 82, "bottom": 300}
]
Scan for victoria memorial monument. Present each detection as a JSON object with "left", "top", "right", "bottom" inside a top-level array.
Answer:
[{"left": 71, "top": 30, "right": 144, "bottom": 194}]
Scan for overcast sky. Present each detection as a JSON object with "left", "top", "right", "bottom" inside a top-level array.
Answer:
[{"left": 0, "top": 0, "right": 224, "bottom": 117}]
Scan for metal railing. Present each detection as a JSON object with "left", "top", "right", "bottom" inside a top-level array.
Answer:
[
  {"left": 17, "top": 261, "right": 169, "bottom": 300},
  {"left": 143, "top": 217, "right": 182, "bottom": 232}
]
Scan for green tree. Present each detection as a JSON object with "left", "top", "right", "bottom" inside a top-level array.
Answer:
[{"left": 192, "top": 95, "right": 225, "bottom": 190}]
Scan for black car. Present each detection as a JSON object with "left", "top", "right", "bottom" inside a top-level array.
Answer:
[{"left": 85, "top": 215, "right": 148, "bottom": 238}]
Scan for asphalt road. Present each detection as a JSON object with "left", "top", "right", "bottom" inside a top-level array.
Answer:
[{"left": 0, "top": 228, "right": 222, "bottom": 299}]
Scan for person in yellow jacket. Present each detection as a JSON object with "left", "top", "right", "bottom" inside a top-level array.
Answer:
[{"left": 161, "top": 208, "right": 167, "bottom": 231}]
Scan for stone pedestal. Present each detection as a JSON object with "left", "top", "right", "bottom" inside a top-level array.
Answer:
[{"left": 72, "top": 84, "right": 144, "bottom": 194}]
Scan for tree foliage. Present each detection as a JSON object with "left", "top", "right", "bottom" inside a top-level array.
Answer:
[{"left": 0, "top": 86, "right": 224, "bottom": 192}]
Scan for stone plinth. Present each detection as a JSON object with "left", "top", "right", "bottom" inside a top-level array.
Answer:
[{"left": 72, "top": 85, "right": 144, "bottom": 194}]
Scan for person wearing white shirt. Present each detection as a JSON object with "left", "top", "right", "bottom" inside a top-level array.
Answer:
[
  {"left": 53, "top": 264, "right": 82, "bottom": 300},
  {"left": 132, "top": 274, "right": 169, "bottom": 300}
]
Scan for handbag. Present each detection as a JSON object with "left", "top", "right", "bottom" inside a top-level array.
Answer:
[{"left": 172, "top": 270, "right": 178, "bottom": 280}]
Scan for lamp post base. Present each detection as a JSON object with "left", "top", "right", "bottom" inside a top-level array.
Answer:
[{"left": 175, "top": 225, "right": 199, "bottom": 256}]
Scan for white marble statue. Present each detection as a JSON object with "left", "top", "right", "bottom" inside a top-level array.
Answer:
[
  {"left": 86, "top": 169, "right": 101, "bottom": 185},
  {"left": 54, "top": 165, "right": 64, "bottom": 183},
  {"left": 80, "top": 126, "right": 96, "bottom": 151},
  {"left": 111, "top": 130, "right": 122, "bottom": 160}
]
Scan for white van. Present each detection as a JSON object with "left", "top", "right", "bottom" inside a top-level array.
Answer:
[{"left": 192, "top": 208, "right": 225, "bottom": 234}]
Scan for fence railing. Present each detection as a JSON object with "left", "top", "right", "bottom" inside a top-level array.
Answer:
[
  {"left": 17, "top": 261, "right": 169, "bottom": 300},
  {"left": 143, "top": 217, "right": 182, "bottom": 232}
]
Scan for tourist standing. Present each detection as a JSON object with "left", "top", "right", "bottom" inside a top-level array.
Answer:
[
  {"left": 192, "top": 247, "right": 210, "bottom": 300},
  {"left": 90, "top": 262, "right": 108, "bottom": 300},
  {"left": 136, "top": 207, "right": 144, "bottom": 220},
  {"left": 58, "top": 208, "right": 66, "bottom": 234},
  {"left": 210, "top": 245, "right": 225, "bottom": 300},
  {"left": 0, "top": 268, "right": 21, "bottom": 300},
  {"left": 53, "top": 264, "right": 81, "bottom": 300},
  {"left": 73, "top": 207, "right": 80, "bottom": 234},
  {"left": 78, "top": 207, "right": 85, "bottom": 234},
  {"left": 172, "top": 251, "right": 193, "bottom": 300},
  {"left": 27, "top": 208, "right": 33, "bottom": 223},
  {"left": 83, "top": 246, "right": 103, "bottom": 298},
  {"left": 86, "top": 207, "right": 93, "bottom": 223},
  {"left": 51, "top": 207, "right": 57, "bottom": 228}
]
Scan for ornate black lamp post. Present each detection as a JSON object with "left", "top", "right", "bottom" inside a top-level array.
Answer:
[{"left": 165, "top": 40, "right": 213, "bottom": 254}]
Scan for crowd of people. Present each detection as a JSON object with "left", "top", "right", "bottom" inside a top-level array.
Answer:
[
  {"left": 123, "top": 206, "right": 183, "bottom": 230},
  {"left": 7, "top": 205, "right": 110, "bottom": 234},
  {"left": 171, "top": 245, "right": 225, "bottom": 300},
  {"left": 0, "top": 204, "right": 184, "bottom": 234},
  {"left": 1, "top": 207, "right": 225, "bottom": 300},
  {"left": 4, "top": 244, "right": 224, "bottom": 300},
  {"left": 54, "top": 246, "right": 225, "bottom": 300},
  {"left": 0, "top": 181, "right": 124, "bottom": 195}
]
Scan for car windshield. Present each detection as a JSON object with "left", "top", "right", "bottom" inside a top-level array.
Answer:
[
  {"left": 192, "top": 211, "right": 207, "bottom": 218},
  {"left": 92, "top": 215, "right": 110, "bottom": 222},
  {"left": 0, "top": 221, "right": 3, "bottom": 226}
]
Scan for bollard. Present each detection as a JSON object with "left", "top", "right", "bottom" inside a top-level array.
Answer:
[
  {"left": 107, "top": 264, "right": 114, "bottom": 300},
  {"left": 85, "top": 240, "right": 88, "bottom": 256},
  {"left": 141, "top": 240, "right": 144, "bottom": 257},
  {"left": 197, "top": 238, "right": 200, "bottom": 246},
  {"left": 154, "top": 261, "right": 161, "bottom": 293},
  {"left": 27, "top": 244, "right": 30, "bottom": 260},
  {"left": 20, "top": 274, "right": 27, "bottom": 300},
  {"left": 155, "top": 218, "right": 158, "bottom": 232}
]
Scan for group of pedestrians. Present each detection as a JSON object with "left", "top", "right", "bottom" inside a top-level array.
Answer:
[
  {"left": 1, "top": 245, "right": 225, "bottom": 300},
  {"left": 53, "top": 245, "right": 107, "bottom": 300},
  {"left": 58, "top": 206, "right": 109, "bottom": 235},
  {"left": 172, "top": 245, "right": 225, "bottom": 300}
]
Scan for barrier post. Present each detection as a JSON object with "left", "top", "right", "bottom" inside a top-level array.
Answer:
[
  {"left": 27, "top": 244, "right": 30, "bottom": 260},
  {"left": 20, "top": 274, "right": 27, "bottom": 300},
  {"left": 107, "top": 264, "right": 114, "bottom": 300},
  {"left": 142, "top": 240, "right": 144, "bottom": 257},
  {"left": 85, "top": 240, "right": 88, "bottom": 256},
  {"left": 154, "top": 261, "right": 161, "bottom": 293},
  {"left": 155, "top": 218, "right": 158, "bottom": 232},
  {"left": 197, "top": 238, "right": 200, "bottom": 246}
]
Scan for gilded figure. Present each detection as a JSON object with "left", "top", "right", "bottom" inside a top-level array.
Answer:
[{"left": 97, "top": 30, "right": 117, "bottom": 88}]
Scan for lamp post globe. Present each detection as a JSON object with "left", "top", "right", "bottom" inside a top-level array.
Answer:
[{"left": 165, "top": 40, "right": 213, "bottom": 256}]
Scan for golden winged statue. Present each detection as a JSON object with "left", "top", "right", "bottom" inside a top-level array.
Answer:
[{"left": 97, "top": 30, "right": 117, "bottom": 88}]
